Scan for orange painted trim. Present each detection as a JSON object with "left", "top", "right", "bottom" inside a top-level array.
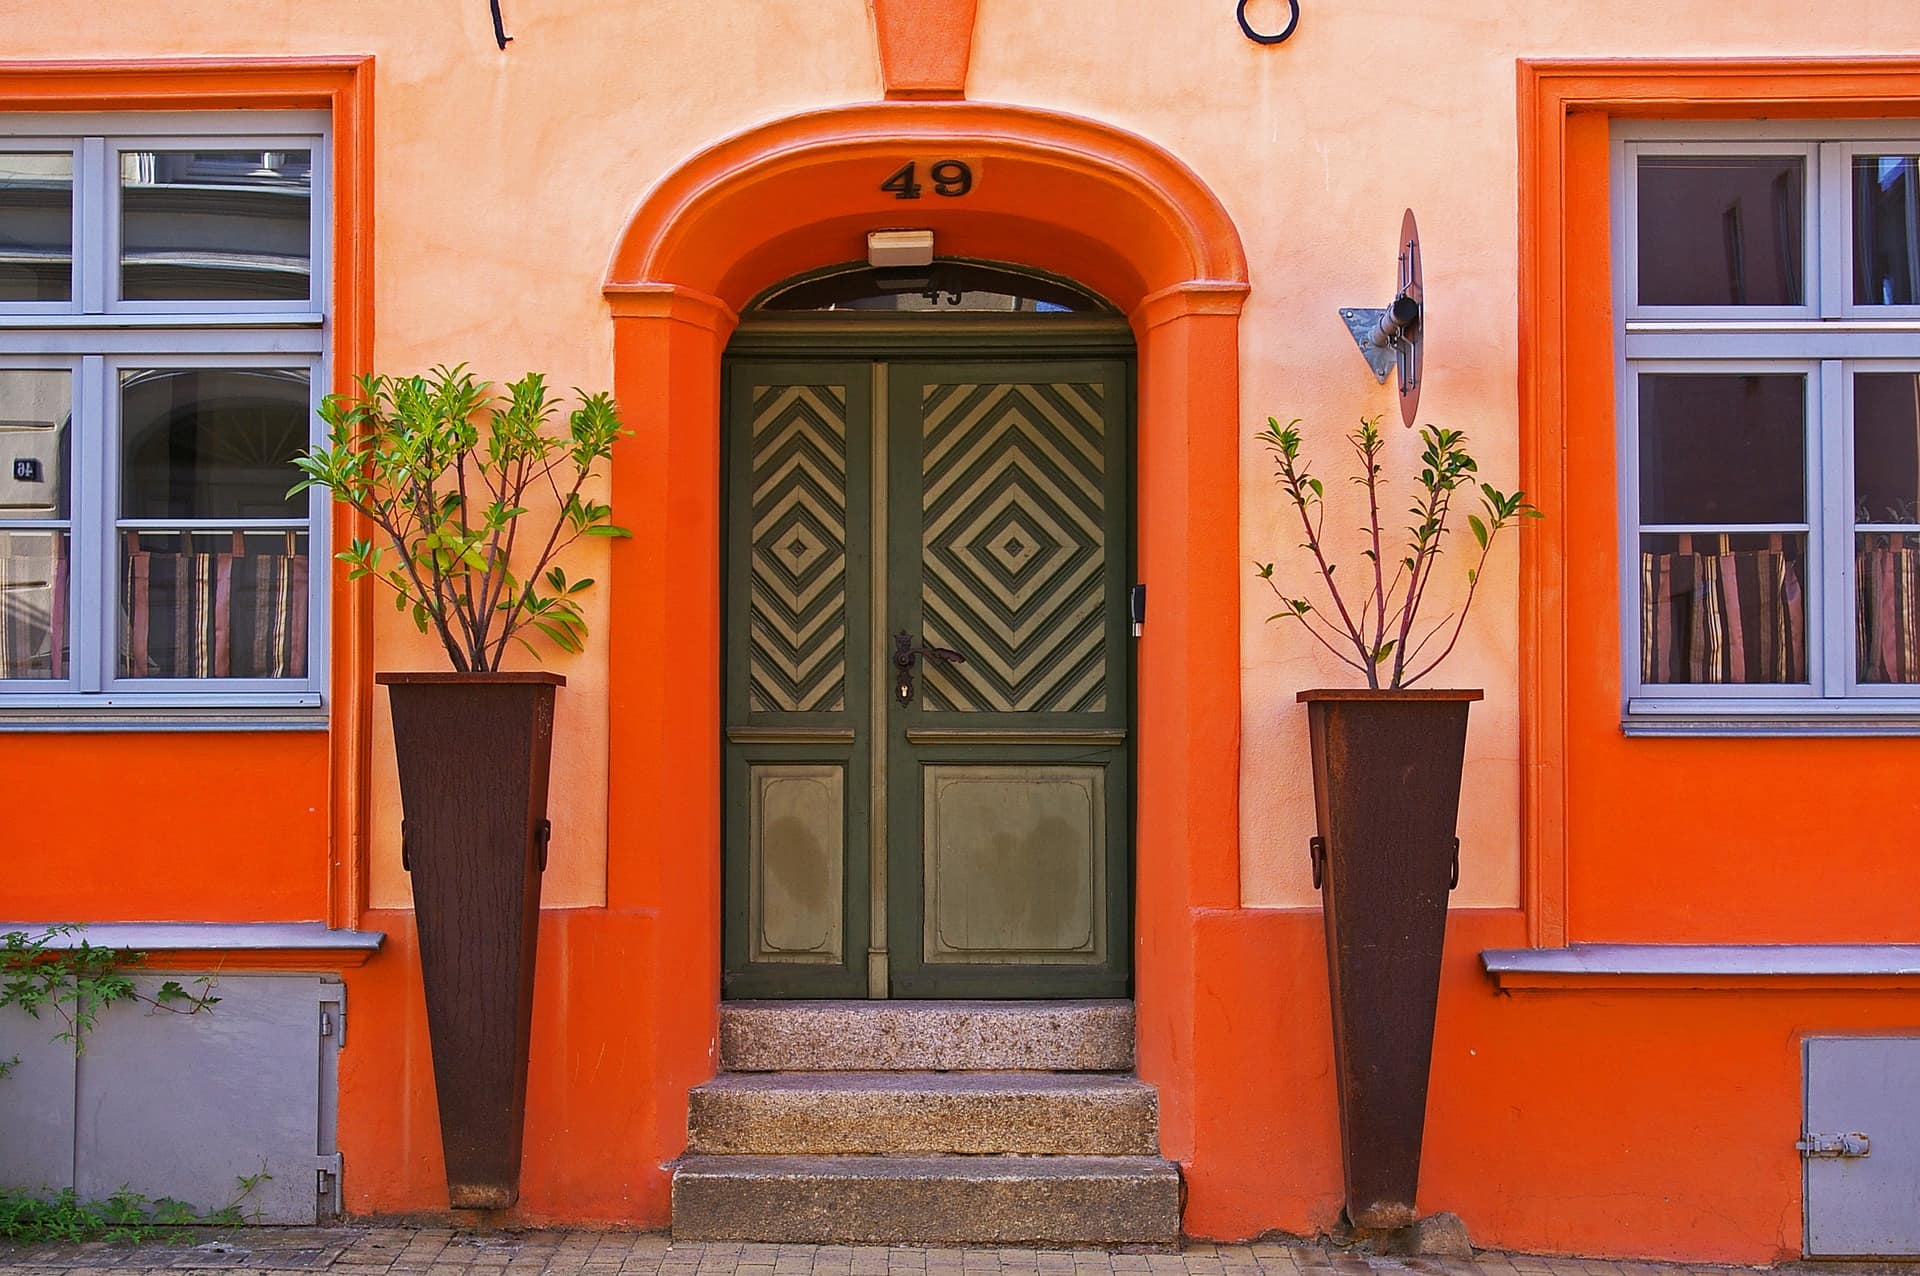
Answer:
[
  {"left": 0, "top": 57, "right": 377, "bottom": 931},
  {"left": 605, "top": 100, "right": 1249, "bottom": 305},
  {"left": 1517, "top": 56, "right": 1920, "bottom": 949},
  {"left": 600, "top": 97, "right": 1249, "bottom": 1223},
  {"left": 868, "top": 0, "right": 978, "bottom": 100},
  {"left": 132, "top": 947, "right": 382, "bottom": 972},
  {"left": 604, "top": 282, "right": 739, "bottom": 331},
  {"left": 1131, "top": 280, "right": 1252, "bottom": 330}
]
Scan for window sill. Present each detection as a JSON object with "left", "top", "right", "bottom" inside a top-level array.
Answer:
[
  {"left": 0, "top": 703, "right": 326, "bottom": 732},
  {"left": 1624, "top": 698, "right": 1920, "bottom": 735},
  {"left": 1482, "top": 943, "right": 1920, "bottom": 991},
  {"left": 0, "top": 921, "right": 385, "bottom": 970}
]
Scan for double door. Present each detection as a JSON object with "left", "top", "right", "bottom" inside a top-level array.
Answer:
[{"left": 721, "top": 353, "right": 1131, "bottom": 998}]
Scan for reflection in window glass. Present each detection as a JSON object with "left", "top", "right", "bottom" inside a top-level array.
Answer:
[
  {"left": 1854, "top": 373, "right": 1920, "bottom": 523},
  {"left": 1854, "top": 372, "right": 1920, "bottom": 684},
  {"left": 1854, "top": 155, "right": 1920, "bottom": 306},
  {"left": 0, "top": 370, "right": 72, "bottom": 520},
  {"left": 754, "top": 260, "right": 1113, "bottom": 313},
  {"left": 0, "top": 152, "right": 73, "bottom": 302},
  {"left": 1638, "top": 154, "right": 1805, "bottom": 307},
  {"left": 120, "top": 368, "right": 311, "bottom": 519},
  {"left": 1639, "top": 373, "right": 1806, "bottom": 525},
  {"left": 0, "top": 370, "right": 72, "bottom": 680},
  {"left": 0, "top": 528, "right": 68, "bottom": 679},
  {"left": 120, "top": 149, "right": 312, "bottom": 301},
  {"left": 1641, "top": 532, "right": 1807, "bottom": 685},
  {"left": 119, "top": 529, "right": 308, "bottom": 679}
]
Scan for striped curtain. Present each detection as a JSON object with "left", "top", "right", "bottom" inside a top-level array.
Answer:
[
  {"left": 1857, "top": 534, "right": 1920, "bottom": 683},
  {"left": 124, "top": 533, "right": 308, "bottom": 679},
  {"left": 1641, "top": 534, "right": 1805, "bottom": 684},
  {"left": 0, "top": 534, "right": 66, "bottom": 679}
]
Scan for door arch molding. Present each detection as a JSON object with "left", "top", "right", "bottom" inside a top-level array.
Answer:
[{"left": 600, "top": 98, "right": 1247, "bottom": 1211}]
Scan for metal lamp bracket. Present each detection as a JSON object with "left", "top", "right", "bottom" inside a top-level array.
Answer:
[{"left": 1338, "top": 208, "right": 1424, "bottom": 427}]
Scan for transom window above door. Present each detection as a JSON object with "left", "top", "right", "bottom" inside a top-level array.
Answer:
[
  {"left": 750, "top": 258, "right": 1115, "bottom": 314},
  {"left": 1616, "top": 122, "right": 1920, "bottom": 732},
  {"left": 0, "top": 112, "right": 329, "bottom": 725}
]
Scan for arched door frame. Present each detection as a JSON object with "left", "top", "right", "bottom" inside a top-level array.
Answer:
[{"left": 600, "top": 99, "right": 1248, "bottom": 1194}]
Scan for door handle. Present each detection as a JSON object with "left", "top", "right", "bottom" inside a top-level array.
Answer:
[{"left": 893, "top": 630, "right": 965, "bottom": 705}]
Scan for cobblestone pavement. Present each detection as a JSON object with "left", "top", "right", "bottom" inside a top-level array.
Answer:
[{"left": 0, "top": 1228, "right": 1912, "bottom": 1276}]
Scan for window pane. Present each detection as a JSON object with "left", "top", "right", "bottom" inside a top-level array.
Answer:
[
  {"left": 0, "top": 152, "right": 72, "bottom": 302},
  {"left": 0, "top": 528, "right": 69, "bottom": 679},
  {"left": 120, "top": 368, "right": 311, "bottom": 519},
  {"left": 1640, "top": 532, "right": 1807, "bottom": 684},
  {"left": 1853, "top": 155, "right": 1920, "bottom": 306},
  {"left": 119, "top": 529, "right": 309, "bottom": 679},
  {"left": 120, "top": 149, "right": 312, "bottom": 301},
  {"left": 1638, "top": 154, "right": 1805, "bottom": 306},
  {"left": 1639, "top": 373, "right": 1806, "bottom": 524},
  {"left": 0, "top": 370, "right": 71, "bottom": 520},
  {"left": 1854, "top": 372, "right": 1920, "bottom": 523},
  {"left": 1856, "top": 531, "right": 1920, "bottom": 684}
]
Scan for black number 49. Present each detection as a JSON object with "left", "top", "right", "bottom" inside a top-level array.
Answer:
[{"left": 881, "top": 160, "right": 972, "bottom": 200}]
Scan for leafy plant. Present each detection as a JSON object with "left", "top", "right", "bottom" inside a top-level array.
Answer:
[
  {"left": 1, "top": 925, "right": 219, "bottom": 1079},
  {"left": 289, "top": 365, "right": 630, "bottom": 671},
  {"left": 1255, "top": 415, "right": 1538, "bottom": 688},
  {"left": 0, "top": 1173, "right": 268, "bottom": 1244}
]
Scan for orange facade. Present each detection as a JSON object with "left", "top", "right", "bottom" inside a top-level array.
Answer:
[{"left": 6, "top": 21, "right": 1920, "bottom": 1266}]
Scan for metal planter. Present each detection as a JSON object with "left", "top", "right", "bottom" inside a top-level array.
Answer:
[
  {"left": 378, "top": 671, "right": 563, "bottom": 1210},
  {"left": 1298, "top": 688, "right": 1479, "bottom": 1230}
]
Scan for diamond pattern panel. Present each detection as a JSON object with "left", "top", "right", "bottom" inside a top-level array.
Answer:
[
  {"left": 749, "top": 384, "right": 849, "bottom": 713},
  {"left": 919, "top": 381, "right": 1107, "bottom": 713}
]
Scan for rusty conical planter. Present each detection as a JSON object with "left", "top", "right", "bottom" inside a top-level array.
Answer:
[
  {"left": 379, "top": 671, "right": 563, "bottom": 1210},
  {"left": 1299, "top": 688, "right": 1479, "bottom": 1230}
]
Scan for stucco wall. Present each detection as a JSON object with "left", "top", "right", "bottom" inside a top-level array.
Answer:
[{"left": 10, "top": 1, "right": 1920, "bottom": 915}]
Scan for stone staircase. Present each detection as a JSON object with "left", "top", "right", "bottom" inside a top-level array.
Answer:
[{"left": 671, "top": 1001, "right": 1181, "bottom": 1246}]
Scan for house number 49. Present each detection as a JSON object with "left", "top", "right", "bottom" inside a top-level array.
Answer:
[{"left": 880, "top": 160, "right": 973, "bottom": 199}]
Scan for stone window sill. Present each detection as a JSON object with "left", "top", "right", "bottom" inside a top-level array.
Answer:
[
  {"left": 1481, "top": 943, "right": 1920, "bottom": 991},
  {"left": 0, "top": 921, "right": 385, "bottom": 970}
]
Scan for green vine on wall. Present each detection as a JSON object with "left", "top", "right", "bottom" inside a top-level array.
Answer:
[
  {"left": 0, "top": 925, "right": 251, "bottom": 1243},
  {"left": 0, "top": 925, "right": 220, "bottom": 1078}
]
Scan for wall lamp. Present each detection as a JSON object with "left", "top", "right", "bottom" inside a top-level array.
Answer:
[{"left": 1339, "top": 208, "right": 1424, "bottom": 427}]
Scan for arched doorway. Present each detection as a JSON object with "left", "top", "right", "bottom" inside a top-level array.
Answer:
[
  {"left": 600, "top": 99, "right": 1247, "bottom": 1182},
  {"left": 719, "top": 258, "right": 1136, "bottom": 1000}
]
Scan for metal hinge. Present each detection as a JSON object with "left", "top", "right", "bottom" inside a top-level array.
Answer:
[
  {"left": 1797, "top": 1131, "right": 1871, "bottom": 1158},
  {"left": 320, "top": 1004, "right": 344, "bottom": 1045},
  {"left": 315, "top": 1153, "right": 343, "bottom": 1218}
]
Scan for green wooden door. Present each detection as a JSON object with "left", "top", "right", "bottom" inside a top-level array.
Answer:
[{"left": 722, "top": 352, "right": 1130, "bottom": 999}]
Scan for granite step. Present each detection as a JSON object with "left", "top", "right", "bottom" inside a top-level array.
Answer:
[
  {"left": 687, "top": 1070, "right": 1158, "bottom": 1155},
  {"left": 669, "top": 1154, "right": 1181, "bottom": 1245},
  {"left": 719, "top": 1000, "right": 1134, "bottom": 1072}
]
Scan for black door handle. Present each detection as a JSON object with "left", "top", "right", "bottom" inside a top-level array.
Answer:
[{"left": 893, "top": 630, "right": 965, "bottom": 705}]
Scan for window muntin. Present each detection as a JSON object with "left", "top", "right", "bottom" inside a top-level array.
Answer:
[
  {"left": 0, "top": 117, "right": 327, "bottom": 717},
  {"left": 1618, "top": 126, "right": 1920, "bottom": 724}
]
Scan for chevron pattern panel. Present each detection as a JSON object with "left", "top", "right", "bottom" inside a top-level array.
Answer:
[
  {"left": 920, "top": 381, "right": 1107, "bottom": 713},
  {"left": 748, "top": 383, "right": 849, "bottom": 713}
]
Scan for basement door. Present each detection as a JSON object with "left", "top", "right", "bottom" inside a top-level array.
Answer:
[{"left": 721, "top": 355, "right": 1131, "bottom": 999}]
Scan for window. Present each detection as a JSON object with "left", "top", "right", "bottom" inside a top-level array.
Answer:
[
  {"left": 1616, "top": 122, "right": 1920, "bottom": 730},
  {"left": 750, "top": 258, "right": 1114, "bottom": 313},
  {"left": 0, "top": 113, "right": 327, "bottom": 721}
]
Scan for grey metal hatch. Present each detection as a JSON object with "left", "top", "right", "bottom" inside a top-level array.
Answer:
[
  {"left": 1, "top": 973, "right": 344, "bottom": 1224},
  {"left": 1803, "top": 1035, "right": 1920, "bottom": 1257}
]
